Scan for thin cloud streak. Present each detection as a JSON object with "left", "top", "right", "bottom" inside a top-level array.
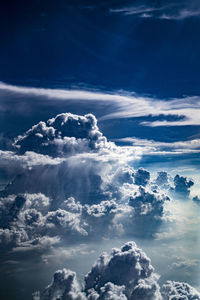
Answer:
[
  {"left": 1, "top": 82, "right": 200, "bottom": 127},
  {"left": 115, "top": 137, "right": 200, "bottom": 155},
  {"left": 109, "top": 2, "right": 200, "bottom": 20}
]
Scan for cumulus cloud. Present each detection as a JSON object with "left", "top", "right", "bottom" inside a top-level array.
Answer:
[
  {"left": 128, "top": 186, "right": 170, "bottom": 237},
  {"left": 41, "top": 269, "right": 86, "bottom": 300},
  {"left": 129, "top": 186, "right": 170, "bottom": 218},
  {"left": 84, "top": 241, "right": 161, "bottom": 299},
  {"left": 161, "top": 280, "right": 200, "bottom": 299},
  {"left": 173, "top": 174, "right": 194, "bottom": 197},
  {"left": 134, "top": 168, "right": 150, "bottom": 186},
  {"left": 155, "top": 172, "right": 169, "bottom": 187},
  {"left": 193, "top": 195, "right": 200, "bottom": 205},
  {"left": 14, "top": 113, "right": 110, "bottom": 157}
]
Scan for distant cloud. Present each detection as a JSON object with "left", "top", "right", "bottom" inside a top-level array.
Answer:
[
  {"left": 109, "top": 5, "right": 159, "bottom": 16},
  {"left": 162, "top": 280, "right": 200, "bottom": 299},
  {"left": 159, "top": 9, "right": 200, "bottom": 20},
  {"left": 109, "top": 2, "right": 200, "bottom": 20},
  {"left": 115, "top": 137, "right": 200, "bottom": 155}
]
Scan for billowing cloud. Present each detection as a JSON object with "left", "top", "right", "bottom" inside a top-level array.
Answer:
[
  {"left": 161, "top": 281, "right": 200, "bottom": 299},
  {"left": 173, "top": 174, "right": 194, "bottom": 197},
  {"left": 134, "top": 168, "right": 150, "bottom": 186},
  {"left": 41, "top": 269, "right": 86, "bottom": 300},
  {"left": 14, "top": 113, "right": 110, "bottom": 157},
  {"left": 155, "top": 172, "right": 169, "bottom": 187},
  {"left": 85, "top": 241, "right": 161, "bottom": 300}
]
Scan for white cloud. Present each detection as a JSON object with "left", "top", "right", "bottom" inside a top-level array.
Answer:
[
  {"left": 1, "top": 81, "right": 200, "bottom": 127},
  {"left": 116, "top": 137, "right": 200, "bottom": 155},
  {"left": 109, "top": 2, "right": 200, "bottom": 20}
]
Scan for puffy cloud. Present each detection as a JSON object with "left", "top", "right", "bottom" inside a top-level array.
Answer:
[
  {"left": 193, "top": 195, "right": 200, "bottom": 205},
  {"left": 173, "top": 175, "right": 194, "bottom": 197},
  {"left": 129, "top": 186, "right": 170, "bottom": 218},
  {"left": 127, "top": 186, "right": 170, "bottom": 237},
  {"left": 87, "top": 282, "right": 127, "bottom": 300},
  {"left": 0, "top": 193, "right": 85, "bottom": 250},
  {"left": 155, "top": 172, "right": 169, "bottom": 187},
  {"left": 41, "top": 269, "right": 86, "bottom": 300},
  {"left": 14, "top": 113, "right": 110, "bottom": 157},
  {"left": 84, "top": 241, "right": 161, "bottom": 299},
  {"left": 134, "top": 168, "right": 150, "bottom": 186},
  {"left": 161, "top": 281, "right": 200, "bottom": 300}
]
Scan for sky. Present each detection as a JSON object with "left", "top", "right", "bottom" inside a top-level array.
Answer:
[{"left": 0, "top": 1, "right": 200, "bottom": 300}]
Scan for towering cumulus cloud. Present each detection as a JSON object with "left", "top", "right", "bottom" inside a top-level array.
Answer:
[
  {"left": 84, "top": 241, "right": 161, "bottom": 300},
  {"left": 14, "top": 113, "right": 108, "bottom": 157}
]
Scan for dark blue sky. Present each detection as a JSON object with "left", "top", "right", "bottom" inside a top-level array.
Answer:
[{"left": 1, "top": 0, "right": 200, "bottom": 98}]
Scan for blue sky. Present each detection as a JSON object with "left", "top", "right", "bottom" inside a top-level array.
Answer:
[
  {"left": 1, "top": 1, "right": 200, "bottom": 300},
  {"left": 1, "top": 0, "right": 200, "bottom": 97}
]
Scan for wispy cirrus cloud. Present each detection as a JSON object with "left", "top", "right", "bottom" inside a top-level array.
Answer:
[
  {"left": 115, "top": 137, "right": 200, "bottom": 155},
  {"left": 1, "top": 81, "right": 200, "bottom": 127},
  {"left": 109, "top": 1, "right": 200, "bottom": 20}
]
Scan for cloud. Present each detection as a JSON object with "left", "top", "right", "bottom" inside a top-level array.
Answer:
[
  {"left": 84, "top": 241, "right": 161, "bottom": 299},
  {"left": 109, "top": 5, "right": 159, "bottom": 16},
  {"left": 159, "top": 9, "right": 200, "bottom": 20},
  {"left": 173, "top": 174, "right": 194, "bottom": 197},
  {"left": 109, "top": 2, "right": 200, "bottom": 20},
  {"left": 155, "top": 172, "right": 169, "bottom": 187},
  {"left": 134, "top": 168, "right": 150, "bottom": 186},
  {"left": 161, "top": 281, "right": 200, "bottom": 299},
  {"left": 41, "top": 269, "right": 86, "bottom": 300},
  {"left": 1, "top": 81, "right": 200, "bottom": 127},
  {"left": 116, "top": 137, "right": 200, "bottom": 155},
  {"left": 0, "top": 111, "right": 195, "bottom": 255},
  {"left": 14, "top": 113, "right": 110, "bottom": 157}
]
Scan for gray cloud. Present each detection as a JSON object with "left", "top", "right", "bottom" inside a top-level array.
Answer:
[
  {"left": 85, "top": 241, "right": 161, "bottom": 299},
  {"left": 41, "top": 269, "right": 86, "bottom": 300},
  {"left": 173, "top": 174, "right": 194, "bottom": 197},
  {"left": 161, "top": 281, "right": 200, "bottom": 299},
  {"left": 134, "top": 168, "right": 150, "bottom": 187}
]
